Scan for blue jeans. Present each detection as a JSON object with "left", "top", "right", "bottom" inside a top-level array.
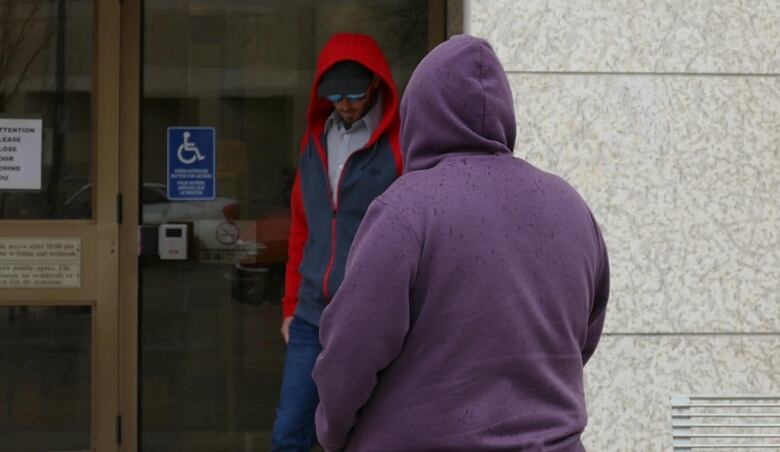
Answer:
[{"left": 271, "top": 316, "right": 322, "bottom": 451}]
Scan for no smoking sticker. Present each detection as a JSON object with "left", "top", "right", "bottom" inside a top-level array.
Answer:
[{"left": 216, "top": 221, "right": 240, "bottom": 246}]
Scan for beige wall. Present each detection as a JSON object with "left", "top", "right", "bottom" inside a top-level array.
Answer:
[{"left": 468, "top": 1, "right": 780, "bottom": 450}]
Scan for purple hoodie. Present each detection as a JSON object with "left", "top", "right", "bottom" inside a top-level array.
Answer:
[{"left": 313, "top": 35, "right": 610, "bottom": 452}]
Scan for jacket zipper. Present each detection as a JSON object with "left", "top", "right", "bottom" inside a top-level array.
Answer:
[
  {"left": 321, "top": 142, "right": 372, "bottom": 301},
  {"left": 322, "top": 216, "right": 338, "bottom": 300}
]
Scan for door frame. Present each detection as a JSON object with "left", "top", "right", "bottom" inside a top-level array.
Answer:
[
  {"left": 118, "top": 0, "right": 141, "bottom": 450},
  {"left": 93, "top": 1, "right": 122, "bottom": 449},
  {"left": 0, "top": 0, "right": 121, "bottom": 450},
  {"left": 0, "top": 0, "right": 450, "bottom": 450}
]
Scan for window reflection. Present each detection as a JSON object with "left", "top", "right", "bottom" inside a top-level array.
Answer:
[
  {"left": 0, "top": 306, "right": 91, "bottom": 451},
  {"left": 141, "top": 1, "right": 429, "bottom": 450},
  {"left": 0, "top": 0, "right": 93, "bottom": 219}
]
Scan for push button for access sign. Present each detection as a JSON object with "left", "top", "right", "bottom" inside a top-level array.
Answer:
[{"left": 167, "top": 127, "right": 216, "bottom": 201}]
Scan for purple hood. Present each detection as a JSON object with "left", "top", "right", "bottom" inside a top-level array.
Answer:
[
  {"left": 313, "top": 36, "right": 610, "bottom": 452},
  {"left": 401, "top": 35, "right": 516, "bottom": 172}
]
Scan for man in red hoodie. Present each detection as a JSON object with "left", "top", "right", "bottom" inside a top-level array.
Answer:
[{"left": 271, "top": 33, "right": 402, "bottom": 451}]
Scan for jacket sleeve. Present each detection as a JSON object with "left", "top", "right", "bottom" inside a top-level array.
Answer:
[
  {"left": 582, "top": 225, "right": 610, "bottom": 365},
  {"left": 312, "top": 200, "right": 420, "bottom": 451},
  {"left": 281, "top": 171, "right": 307, "bottom": 319}
]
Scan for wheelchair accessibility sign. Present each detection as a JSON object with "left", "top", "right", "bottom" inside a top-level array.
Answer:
[{"left": 167, "top": 127, "right": 216, "bottom": 200}]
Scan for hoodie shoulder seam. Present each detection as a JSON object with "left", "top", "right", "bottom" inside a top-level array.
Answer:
[
  {"left": 374, "top": 198, "right": 422, "bottom": 290},
  {"left": 374, "top": 198, "right": 423, "bottom": 253}
]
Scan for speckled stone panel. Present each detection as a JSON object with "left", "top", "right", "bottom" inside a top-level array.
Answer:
[
  {"left": 470, "top": 0, "right": 780, "bottom": 74},
  {"left": 509, "top": 74, "right": 780, "bottom": 333},
  {"left": 447, "top": 0, "right": 464, "bottom": 37},
  {"left": 583, "top": 335, "right": 780, "bottom": 451}
]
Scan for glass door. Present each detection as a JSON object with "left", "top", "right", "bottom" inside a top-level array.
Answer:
[
  {"left": 136, "top": 1, "right": 436, "bottom": 450},
  {"left": 0, "top": 1, "right": 121, "bottom": 451}
]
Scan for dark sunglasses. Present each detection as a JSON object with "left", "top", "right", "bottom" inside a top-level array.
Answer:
[{"left": 325, "top": 92, "right": 367, "bottom": 103}]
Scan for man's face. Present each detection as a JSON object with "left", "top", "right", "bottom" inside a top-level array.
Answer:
[{"left": 331, "top": 76, "right": 380, "bottom": 128}]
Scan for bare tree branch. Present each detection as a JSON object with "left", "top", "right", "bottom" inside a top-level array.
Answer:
[
  {"left": 0, "top": 2, "right": 14, "bottom": 79},
  {"left": 0, "top": 1, "right": 51, "bottom": 111},
  {"left": 6, "top": 23, "right": 52, "bottom": 110},
  {"left": 5, "top": 3, "right": 42, "bottom": 70}
]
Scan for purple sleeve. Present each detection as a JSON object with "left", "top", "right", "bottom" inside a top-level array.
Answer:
[
  {"left": 312, "top": 200, "right": 420, "bottom": 451},
  {"left": 582, "top": 227, "right": 610, "bottom": 365}
]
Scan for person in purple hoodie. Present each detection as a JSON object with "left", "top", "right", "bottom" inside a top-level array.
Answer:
[{"left": 312, "top": 35, "right": 610, "bottom": 451}]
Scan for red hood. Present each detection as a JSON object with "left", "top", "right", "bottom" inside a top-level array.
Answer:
[{"left": 306, "top": 33, "right": 399, "bottom": 151}]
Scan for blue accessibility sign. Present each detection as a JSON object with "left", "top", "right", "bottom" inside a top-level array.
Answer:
[{"left": 167, "top": 127, "right": 216, "bottom": 200}]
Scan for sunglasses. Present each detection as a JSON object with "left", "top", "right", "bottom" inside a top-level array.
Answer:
[{"left": 325, "top": 92, "right": 367, "bottom": 103}]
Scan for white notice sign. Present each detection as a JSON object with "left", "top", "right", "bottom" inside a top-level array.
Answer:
[
  {"left": 0, "top": 238, "right": 81, "bottom": 288},
  {"left": 0, "top": 118, "right": 43, "bottom": 190}
]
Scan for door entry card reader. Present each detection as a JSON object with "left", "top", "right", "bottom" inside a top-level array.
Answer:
[{"left": 159, "top": 224, "right": 188, "bottom": 260}]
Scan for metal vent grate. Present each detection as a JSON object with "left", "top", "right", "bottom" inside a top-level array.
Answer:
[{"left": 672, "top": 395, "right": 780, "bottom": 450}]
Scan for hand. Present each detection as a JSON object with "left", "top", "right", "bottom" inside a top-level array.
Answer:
[{"left": 281, "top": 316, "right": 293, "bottom": 344}]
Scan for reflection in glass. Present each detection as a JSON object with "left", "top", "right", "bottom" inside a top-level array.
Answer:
[
  {"left": 0, "top": 0, "right": 93, "bottom": 219},
  {"left": 141, "top": 1, "right": 429, "bottom": 450},
  {"left": 0, "top": 306, "right": 91, "bottom": 451}
]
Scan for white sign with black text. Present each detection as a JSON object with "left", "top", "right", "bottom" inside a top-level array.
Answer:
[
  {"left": 0, "top": 238, "right": 81, "bottom": 288},
  {"left": 0, "top": 118, "right": 43, "bottom": 190}
]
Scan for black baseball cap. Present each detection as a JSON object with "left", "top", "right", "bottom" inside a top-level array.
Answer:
[{"left": 317, "top": 61, "right": 373, "bottom": 97}]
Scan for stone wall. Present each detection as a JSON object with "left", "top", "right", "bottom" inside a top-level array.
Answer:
[{"left": 468, "top": 1, "right": 780, "bottom": 449}]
